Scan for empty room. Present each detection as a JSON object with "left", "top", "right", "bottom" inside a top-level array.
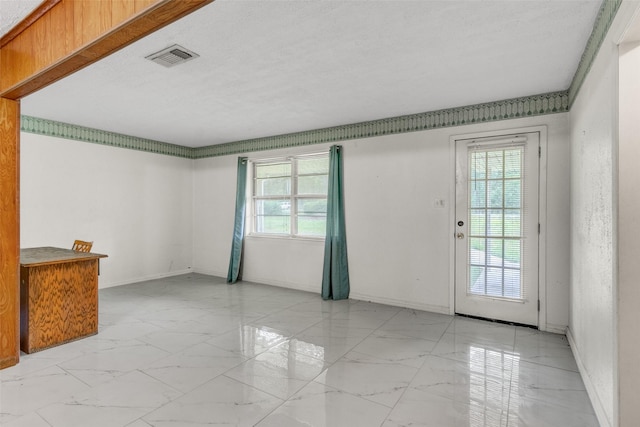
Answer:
[{"left": 1, "top": 0, "right": 639, "bottom": 426}]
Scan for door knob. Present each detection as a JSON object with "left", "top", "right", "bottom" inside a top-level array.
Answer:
[{"left": 456, "top": 232, "right": 464, "bottom": 239}]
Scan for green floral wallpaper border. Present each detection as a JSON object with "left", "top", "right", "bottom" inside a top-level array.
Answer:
[
  {"left": 568, "top": 0, "right": 622, "bottom": 106},
  {"left": 20, "top": 115, "right": 192, "bottom": 159},
  {"left": 192, "top": 91, "right": 568, "bottom": 159},
  {"left": 21, "top": 91, "right": 568, "bottom": 160},
  {"left": 20, "top": 0, "right": 619, "bottom": 159}
]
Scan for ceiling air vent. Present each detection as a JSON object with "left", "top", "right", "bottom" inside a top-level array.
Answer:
[{"left": 146, "top": 44, "right": 199, "bottom": 68}]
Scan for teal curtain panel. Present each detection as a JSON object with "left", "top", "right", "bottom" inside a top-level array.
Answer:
[
  {"left": 322, "top": 145, "right": 350, "bottom": 300},
  {"left": 227, "top": 157, "right": 248, "bottom": 283}
]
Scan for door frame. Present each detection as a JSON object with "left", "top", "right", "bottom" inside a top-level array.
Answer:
[{"left": 448, "top": 125, "right": 548, "bottom": 330}]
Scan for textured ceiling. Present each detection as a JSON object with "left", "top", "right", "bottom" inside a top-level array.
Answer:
[
  {"left": 21, "top": 0, "right": 602, "bottom": 148},
  {"left": 0, "top": 0, "right": 41, "bottom": 37}
]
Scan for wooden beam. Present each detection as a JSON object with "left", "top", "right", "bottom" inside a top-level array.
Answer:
[
  {"left": 0, "top": 0, "right": 213, "bottom": 99},
  {"left": 0, "top": 98, "right": 20, "bottom": 369},
  {"left": 0, "top": 0, "right": 212, "bottom": 369}
]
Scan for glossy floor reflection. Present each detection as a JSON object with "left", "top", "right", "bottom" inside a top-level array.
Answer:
[{"left": 0, "top": 274, "right": 598, "bottom": 427}]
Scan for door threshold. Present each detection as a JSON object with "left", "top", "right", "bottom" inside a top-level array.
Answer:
[{"left": 455, "top": 313, "right": 538, "bottom": 330}]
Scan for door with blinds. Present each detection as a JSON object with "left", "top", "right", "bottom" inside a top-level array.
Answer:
[{"left": 455, "top": 133, "right": 539, "bottom": 326}]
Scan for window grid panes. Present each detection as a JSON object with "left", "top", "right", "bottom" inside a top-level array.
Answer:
[
  {"left": 253, "top": 154, "right": 328, "bottom": 237},
  {"left": 468, "top": 147, "right": 524, "bottom": 300}
]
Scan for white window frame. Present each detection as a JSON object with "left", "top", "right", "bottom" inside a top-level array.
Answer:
[{"left": 248, "top": 152, "right": 329, "bottom": 239}]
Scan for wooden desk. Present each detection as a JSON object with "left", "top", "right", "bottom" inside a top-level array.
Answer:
[{"left": 20, "top": 247, "right": 108, "bottom": 354}]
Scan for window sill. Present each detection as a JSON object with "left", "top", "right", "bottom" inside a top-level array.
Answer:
[{"left": 246, "top": 233, "right": 325, "bottom": 243}]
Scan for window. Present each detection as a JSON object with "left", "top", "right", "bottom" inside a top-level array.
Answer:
[{"left": 251, "top": 153, "right": 329, "bottom": 237}]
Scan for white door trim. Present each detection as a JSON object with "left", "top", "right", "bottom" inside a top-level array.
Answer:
[{"left": 448, "top": 125, "right": 548, "bottom": 330}]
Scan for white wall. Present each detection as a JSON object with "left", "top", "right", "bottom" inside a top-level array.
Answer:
[
  {"left": 20, "top": 113, "right": 572, "bottom": 330},
  {"left": 20, "top": 133, "right": 194, "bottom": 288},
  {"left": 192, "top": 145, "right": 331, "bottom": 292},
  {"left": 617, "top": 40, "right": 640, "bottom": 427},
  {"left": 568, "top": 21, "right": 618, "bottom": 427},
  {"left": 193, "top": 114, "right": 571, "bottom": 328}
]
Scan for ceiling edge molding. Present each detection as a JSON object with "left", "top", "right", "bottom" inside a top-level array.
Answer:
[
  {"left": 21, "top": 91, "right": 568, "bottom": 159},
  {"left": 568, "top": 0, "right": 622, "bottom": 106},
  {"left": 20, "top": 115, "right": 192, "bottom": 159},
  {"left": 192, "top": 91, "right": 568, "bottom": 159}
]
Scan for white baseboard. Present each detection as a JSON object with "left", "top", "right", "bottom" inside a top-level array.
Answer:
[
  {"left": 541, "top": 322, "right": 568, "bottom": 334},
  {"left": 231, "top": 277, "right": 452, "bottom": 314},
  {"left": 566, "top": 327, "right": 612, "bottom": 427},
  {"left": 190, "top": 270, "right": 451, "bottom": 315},
  {"left": 192, "top": 267, "right": 227, "bottom": 278},
  {"left": 99, "top": 269, "right": 193, "bottom": 289},
  {"left": 192, "top": 269, "right": 320, "bottom": 293},
  {"left": 239, "top": 274, "right": 319, "bottom": 294},
  {"left": 349, "top": 291, "right": 450, "bottom": 315}
]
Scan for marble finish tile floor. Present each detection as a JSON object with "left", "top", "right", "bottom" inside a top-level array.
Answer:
[{"left": 0, "top": 274, "right": 598, "bottom": 427}]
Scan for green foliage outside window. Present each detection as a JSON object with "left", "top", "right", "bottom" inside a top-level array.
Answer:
[{"left": 253, "top": 154, "right": 329, "bottom": 237}]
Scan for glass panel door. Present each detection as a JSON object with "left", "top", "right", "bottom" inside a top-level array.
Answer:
[
  {"left": 468, "top": 147, "right": 523, "bottom": 300},
  {"left": 455, "top": 133, "right": 539, "bottom": 326}
]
